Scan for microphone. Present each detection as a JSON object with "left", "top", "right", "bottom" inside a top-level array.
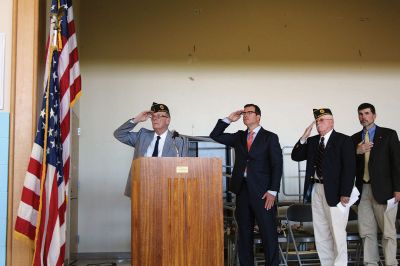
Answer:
[
  {"left": 172, "top": 130, "right": 180, "bottom": 139},
  {"left": 172, "top": 130, "right": 181, "bottom": 157}
]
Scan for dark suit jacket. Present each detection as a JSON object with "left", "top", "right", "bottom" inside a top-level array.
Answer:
[
  {"left": 351, "top": 126, "right": 400, "bottom": 204},
  {"left": 291, "top": 130, "right": 356, "bottom": 207},
  {"left": 210, "top": 119, "right": 283, "bottom": 198}
]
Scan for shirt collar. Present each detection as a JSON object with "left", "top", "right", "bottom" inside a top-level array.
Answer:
[
  {"left": 154, "top": 130, "right": 168, "bottom": 140},
  {"left": 248, "top": 125, "right": 261, "bottom": 135},
  {"left": 364, "top": 124, "right": 376, "bottom": 140},
  {"left": 365, "top": 124, "right": 376, "bottom": 135},
  {"left": 320, "top": 128, "right": 333, "bottom": 144}
]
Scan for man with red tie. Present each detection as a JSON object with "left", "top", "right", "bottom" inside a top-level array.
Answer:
[{"left": 210, "top": 104, "right": 283, "bottom": 266}]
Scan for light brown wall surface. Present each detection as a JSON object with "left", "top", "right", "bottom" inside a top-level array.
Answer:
[
  {"left": 8, "top": 0, "right": 42, "bottom": 264},
  {"left": 79, "top": 0, "right": 400, "bottom": 65}
]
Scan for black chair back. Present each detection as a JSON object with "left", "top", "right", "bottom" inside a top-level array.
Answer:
[{"left": 286, "top": 204, "right": 313, "bottom": 223}]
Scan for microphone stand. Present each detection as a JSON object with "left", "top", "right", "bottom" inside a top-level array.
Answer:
[{"left": 172, "top": 130, "right": 181, "bottom": 157}]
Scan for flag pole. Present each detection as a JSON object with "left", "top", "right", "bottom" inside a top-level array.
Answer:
[{"left": 31, "top": 9, "right": 60, "bottom": 265}]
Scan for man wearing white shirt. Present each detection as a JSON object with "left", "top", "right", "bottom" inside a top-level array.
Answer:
[
  {"left": 114, "top": 102, "right": 188, "bottom": 197},
  {"left": 210, "top": 104, "right": 283, "bottom": 266},
  {"left": 291, "top": 108, "right": 355, "bottom": 266}
]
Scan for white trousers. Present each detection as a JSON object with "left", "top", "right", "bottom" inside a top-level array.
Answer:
[
  {"left": 358, "top": 184, "right": 398, "bottom": 266},
  {"left": 311, "top": 183, "right": 350, "bottom": 266}
]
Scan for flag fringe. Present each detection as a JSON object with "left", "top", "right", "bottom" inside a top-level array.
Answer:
[
  {"left": 14, "top": 231, "right": 35, "bottom": 249},
  {"left": 70, "top": 90, "right": 82, "bottom": 109}
]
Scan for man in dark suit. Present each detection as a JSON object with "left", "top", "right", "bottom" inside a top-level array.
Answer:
[
  {"left": 351, "top": 103, "right": 400, "bottom": 266},
  {"left": 291, "top": 108, "right": 355, "bottom": 266},
  {"left": 114, "top": 102, "right": 188, "bottom": 197},
  {"left": 210, "top": 104, "right": 283, "bottom": 266}
]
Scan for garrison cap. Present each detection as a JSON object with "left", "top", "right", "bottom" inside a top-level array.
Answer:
[
  {"left": 313, "top": 108, "right": 332, "bottom": 119},
  {"left": 151, "top": 102, "right": 170, "bottom": 115}
]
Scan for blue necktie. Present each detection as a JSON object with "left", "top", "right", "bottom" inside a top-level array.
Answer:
[{"left": 152, "top": 136, "right": 161, "bottom": 157}]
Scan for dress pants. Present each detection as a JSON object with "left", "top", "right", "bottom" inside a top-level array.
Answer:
[
  {"left": 311, "top": 183, "right": 350, "bottom": 266},
  {"left": 358, "top": 184, "right": 398, "bottom": 266},
  {"left": 235, "top": 181, "right": 279, "bottom": 266}
]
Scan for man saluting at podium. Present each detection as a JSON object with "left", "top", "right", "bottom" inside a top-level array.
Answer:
[{"left": 114, "top": 102, "right": 189, "bottom": 197}]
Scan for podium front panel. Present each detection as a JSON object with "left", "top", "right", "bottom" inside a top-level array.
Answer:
[{"left": 131, "top": 157, "right": 223, "bottom": 266}]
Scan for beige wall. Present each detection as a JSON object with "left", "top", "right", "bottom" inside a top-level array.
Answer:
[{"left": 77, "top": 0, "right": 400, "bottom": 253}]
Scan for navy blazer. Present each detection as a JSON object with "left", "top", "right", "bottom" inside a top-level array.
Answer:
[
  {"left": 291, "top": 130, "right": 356, "bottom": 207},
  {"left": 351, "top": 126, "right": 400, "bottom": 204},
  {"left": 210, "top": 119, "right": 283, "bottom": 198}
]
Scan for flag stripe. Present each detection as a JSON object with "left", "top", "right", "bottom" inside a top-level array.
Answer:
[
  {"left": 17, "top": 201, "right": 39, "bottom": 226},
  {"left": 24, "top": 171, "right": 41, "bottom": 194},
  {"left": 70, "top": 60, "right": 80, "bottom": 85},
  {"left": 33, "top": 181, "right": 47, "bottom": 265},
  {"left": 31, "top": 143, "right": 44, "bottom": 162},
  {"left": 44, "top": 168, "right": 59, "bottom": 264},
  {"left": 15, "top": 216, "right": 36, "bottom": 240},
  {"left": 70, "top": 76, "right": 81, "bottom": 105},
  {"left": 63, "top": 157, "right": 70, "bottom": 186},
  {"left": 60, "top": 112, "right": 70, "bottom": 144},
  {"left": 27, "top": 158, "right": 42, "bottom": 179},
  {"left": 20, "top": 187, "right": 40, "bottom": 210},
  {"left": 60, "top": 90, "right": 70, "bottom": 123}
]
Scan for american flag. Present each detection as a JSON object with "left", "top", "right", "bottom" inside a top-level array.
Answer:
[{"left": 14, "top": 0, "right": 81, "bottom": 265}]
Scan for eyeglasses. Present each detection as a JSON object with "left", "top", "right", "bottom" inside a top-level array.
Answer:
[
  {"left": 315, "top": 118, "right": 333, "bottom": 123},
  {"left": 151, "top": 114, "right": 169, "bottom": 119},
  {"left": 242, "top": 111, "right": 257, "bottom": 116}
]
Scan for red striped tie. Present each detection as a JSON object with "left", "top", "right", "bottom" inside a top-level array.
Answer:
[{"left": 247, "top": 131, "right": 254, "bottom": 151}]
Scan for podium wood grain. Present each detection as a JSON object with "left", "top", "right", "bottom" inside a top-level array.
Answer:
[{"left": 131, "top": 157, "right": 223, "bottom": 266}]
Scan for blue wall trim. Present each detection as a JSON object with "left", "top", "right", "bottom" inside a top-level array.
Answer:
[{"left": 0, "top": 112, "right": 10, "bottom": 266}]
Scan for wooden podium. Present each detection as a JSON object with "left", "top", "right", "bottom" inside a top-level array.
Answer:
[{"left": 131, "top": 157, "right": 223, "bottom": 266}]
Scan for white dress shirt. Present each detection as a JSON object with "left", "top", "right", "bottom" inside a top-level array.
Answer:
[{"left": 145, "top": 130, "right": 168, "bottom": 157}]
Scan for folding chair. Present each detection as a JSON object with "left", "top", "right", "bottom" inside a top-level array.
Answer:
[
  {"left": 225, "top": 203, "right": 288, "bottom": 266},
  {"left": 285, "top": 203, "right": 318, "bottom": 265},
  {"left": 223, "top": 202, "right": 238, "bottom": 266},
  {"left": 253, "top": 217, "right": 288, "bottom": 266},
  {"left": 346, "top": 207, "right": 362, "bottom": 264}
]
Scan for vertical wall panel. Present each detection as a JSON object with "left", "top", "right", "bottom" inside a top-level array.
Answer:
[{"left": 0, "top": 112, "right": 9, "bottom": 266}]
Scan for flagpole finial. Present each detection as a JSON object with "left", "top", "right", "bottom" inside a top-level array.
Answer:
[
  {"left": 49, "top": 5, "right": 66, "bottom": 22},
  {"left": 49, "top": 6, "right": 66, "bottom": 48}
]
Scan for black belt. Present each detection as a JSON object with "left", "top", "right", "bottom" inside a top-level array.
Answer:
[
  {"left": 312, "top": 178, "right": 324, "bottom": 184},
  {"left": 363, "top": 180, "right": 371, "bottom": 184}
]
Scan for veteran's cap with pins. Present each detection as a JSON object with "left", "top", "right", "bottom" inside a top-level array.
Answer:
[
  {"left": 151, "top": 102, "right": 170, "bottom": 115},
  {"left": 313, "top": 108, "right": 332, "bottom": 119}
]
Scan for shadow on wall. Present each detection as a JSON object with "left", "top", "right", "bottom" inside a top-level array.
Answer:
[{"left": 79, "top": 0, "right": 400, "bottom": 66}]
